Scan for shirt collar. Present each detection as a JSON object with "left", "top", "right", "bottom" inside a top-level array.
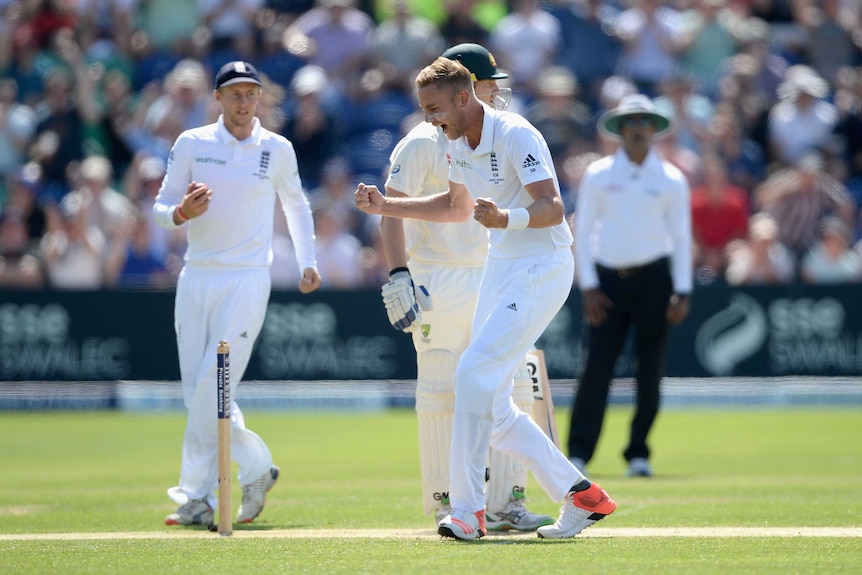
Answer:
[
  {"left": 216, "top": 115, "right": 262, "bottom": 145},
  {"left": 454, "top": 103, "right": 495, "bottom": 155},
  {"left": 614, "top": 146, "right": 663, "bottom": 173}
]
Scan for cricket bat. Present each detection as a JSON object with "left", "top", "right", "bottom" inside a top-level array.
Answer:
[{"left": 526, "top": 349, "right": 561, "bottom": 450}]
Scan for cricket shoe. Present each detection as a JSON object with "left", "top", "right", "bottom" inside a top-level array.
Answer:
[
  {"left": 627, "top": 457, "right": 653, "bottom": 477},
  {"left": 485, "top": 492, "right": 553, "bottom": 532},
  {"left": 438, "top": 508, "right": 487, "bottom": 540},
  {"left": 434, "top": 503, "right": 452, "bottom": 526},
  {"left": 537, "top": 481, "right": 616, "bottom": 539},
  {"left": 237, "top": 465, "right": 280, "bottom": 523},
  {"left": 165, "top": 498, "right": 213, "bottom": 526}
]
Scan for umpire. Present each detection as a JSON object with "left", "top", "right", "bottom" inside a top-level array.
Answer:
[{"left": 568, "top": 94, "right": 692, "bottom": 478}]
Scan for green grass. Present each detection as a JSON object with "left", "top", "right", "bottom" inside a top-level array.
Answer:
[{"left": 1, "top": 407, "right": 860, "bottom": 574}]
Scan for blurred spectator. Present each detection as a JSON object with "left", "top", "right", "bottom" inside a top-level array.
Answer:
[
  {"left": 256, "top": 20, "right": 306, "bottom": 91},
  {"left": 105, "top": 211, "right": 171, "bottom": 288},
  {"left": 32, "top": 66, "right": 88, "bottom": 201},
  {"left": 804, "top": 0, "right": 859, "bottom": 86},
  {"left": 285, "top": 0, "right": 374, "bottom": 87},
  {"left": 0, "top": 78, "right": 38, "bottom": 188},
  {"left": 439, "top": 0, "right": 491, "bottom": 47},
  {"left": 0, "top": 3, "right": 48, "bottom": 106},
  {"left": 654, "top": 124, "right": 703, "bottom": 187},
  {"left": 266, "top": 0, "right": 316, "bottom": 18},
  {"left": 768, "top": 64, "right": 838, "bottom": 166},
  {"left": 548, "top": 0, "right": 621, "bottom": 112},
  {"left": 0, "top": 207, "right": 45, "bottom": 288},
  {"left": 75, "top": 0, "right": 136, "bottom": 56},
  {"left": 612, "top": 0, "right": 685, "bottom": 97},
  {"left": 135, "top": 0, "right": 198, "bottom": 54},
  {"left": 63, "top": 155, "right": 136, "bottom": 249},
  {"left": 312, "top": 199, "right": 363, "bottom": 288},
  {"left": 704, "top": 101, "right": 765, "bottom": 193},
  {"left": 126, "top": 30, "right": 182, "bottom": 93},
  {"left": 256, "top": 73, "right": 288, "bottom": 133},
  {"left": 524, "top": 66, "right": 593, "bottom": 166},
  {"left": 343, "top": 66, "right": 413, "bottom": 190},
  {"left": 197, "top": 0, "right": 264, "bottom": 53},
  {"left": 754, "top": 152, "right": 856, "bottom": 258},
  {"left": 3, "top": 162, "right": 51, "bottom": 243},
  {"left": 371, "top": 0, "right": 445, "bottom": 77},
  {"left": 308, "top": 155, "right": 363, "bottom": 238},
  {"left": 144, "top": 59, "right": 214, "bottom": 135},
  {"left": 489, "top": 0, "right": 562, "bottom": 99},
  {"left": 832, "top": 66, "right": 862, "bottom": 196},
  {"left": 721, "top": 17, "right": 788, "bottom": 106},
  {"left": 676, "top": 0, "right": 740, "bottom": 97},
  {"left": 92, "top": 69, "right": 138, "bottom": 180},
  {"left": 121, "top": 153, "right": 182, "bottom": 264},
  {"left": 654, "top": 72, "right": 714, "bottom": 154},
  {"left": 799, "top": 216, "right": 862, "bottom": 283},
  {"left": 691, "top": 153, "right": 750, "bottom": 282},
  {"left": 40, "top": 192, "right": 107, "bottom": 288},
  {"left": 283, "top": 65, "right": 346, "bottom": 191},
  {"left": 725, "top": 213, "right": 795, "bottom": 285},
  {"left": 560, "top": 150, "right": 601, "bottom": 217}
]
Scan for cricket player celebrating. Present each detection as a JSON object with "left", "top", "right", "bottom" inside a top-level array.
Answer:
[
  {"left": 357, "top": 57, "right": 616, "bottom": 540},
  {"left": 154, "top": 61, "right": 322, "bottom": 526},
  {"left": 380, "top": 44, "right": 552, "bottom": 531}
]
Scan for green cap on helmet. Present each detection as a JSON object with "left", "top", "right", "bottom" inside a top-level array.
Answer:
[{"left": 441, "top": 43, "right": 508, "bottom": 82}]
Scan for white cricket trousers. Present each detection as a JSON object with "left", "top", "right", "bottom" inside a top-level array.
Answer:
[
  {"left": 449, "top": 248, "right": 580, "bottom": 513},
  {"left": 174, "top": 265, "right": 273, "bottom": 503}
]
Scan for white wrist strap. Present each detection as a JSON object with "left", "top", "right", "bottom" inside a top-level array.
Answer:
[{"left": 505, "top": 208, "right": 530, "bottom": 230}]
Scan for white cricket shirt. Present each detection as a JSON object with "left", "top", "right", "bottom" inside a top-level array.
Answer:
[
  {"left": 575, "top": 147, "right": 692, "bottom": 293},
  {"left": 385, "top": 121, "right": 488, "bottom": 266},
  {"left": 153, "top": 116, "right": 317, "bottom": 272},
  {"left": 447, "top": 106, "right": 573, "bottom": 259}
]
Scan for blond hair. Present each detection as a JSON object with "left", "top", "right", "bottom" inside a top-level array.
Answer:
[{"left": 415, "top": 57, "right": 472, "bottom": 96}]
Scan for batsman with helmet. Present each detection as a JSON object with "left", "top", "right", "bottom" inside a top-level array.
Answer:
[{"left": 378, "top": 44, "right": 552, "bottom": 531}]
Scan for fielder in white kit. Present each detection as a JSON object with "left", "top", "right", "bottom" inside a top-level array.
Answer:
[
  {"left": 356, "top": 57, "right": 617, "bottom": 540},
  {"left": 153, "top": 61, "right": 322, "bottom": 526},
  {"left": 380, "top": 43, "right": 552, "bottom": 531}
]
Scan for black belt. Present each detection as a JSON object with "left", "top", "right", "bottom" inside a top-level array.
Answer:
[{"left": 596, "top": 257, "right": 668, "bottom": 279}]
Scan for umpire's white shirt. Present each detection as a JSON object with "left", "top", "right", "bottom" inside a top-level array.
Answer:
[
  {"left": 153, "top": 115, "right": 316, "bottom": 272},
  {"left": 575, "top": 147, "right": 692, "bottom": 293},
  {"left": 448, "top": 105, "right": 573, "bottom": 258}
]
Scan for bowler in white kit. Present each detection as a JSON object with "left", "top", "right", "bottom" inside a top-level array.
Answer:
[
  {"left": 154, "top": 61, "right": 321, "bottom": 527},
  {"left": 356, "top": 57, "right": 617, "bottom": 540}
]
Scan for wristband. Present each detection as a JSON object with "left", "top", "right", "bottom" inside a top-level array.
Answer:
[
  {"left": 176, "top": 205, "right": 190, "bottom": 222},
  {"left": 505, "top": 208, "right": 530, "bottom": 230}
]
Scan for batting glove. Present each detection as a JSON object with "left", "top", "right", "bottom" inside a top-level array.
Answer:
[{"left": 381, "top": 268, "right": 433, "bottom": 333}]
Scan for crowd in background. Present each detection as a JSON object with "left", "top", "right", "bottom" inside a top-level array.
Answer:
[{"left": 1, "top": 0, "right": 862, "bottom": 290}]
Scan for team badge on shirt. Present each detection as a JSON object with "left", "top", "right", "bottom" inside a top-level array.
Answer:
[{"left": 253, "top": 150, "right": 271, "bottom": 180}]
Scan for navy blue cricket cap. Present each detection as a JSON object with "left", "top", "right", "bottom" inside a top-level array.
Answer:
[{"left": 215, "top": 61, "right": 262, "bottom": 89}]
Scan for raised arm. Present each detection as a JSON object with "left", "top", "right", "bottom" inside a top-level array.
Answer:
[{"left": 355, "top": 182, "right": 472, "bottom": 223}]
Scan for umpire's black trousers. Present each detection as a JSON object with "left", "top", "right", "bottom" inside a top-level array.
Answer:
[{"left": 567, "top": 257, "right": 673, "bottom": 464}]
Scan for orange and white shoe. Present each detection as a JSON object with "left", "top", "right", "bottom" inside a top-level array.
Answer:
[
  {"left": 537, "top": 481, "right": 617, "bottom": 539},
  {"left": 437, "top": 508, "right": 487, "bottom": 540},
  {"left": 237, "top": 466, "right": 279, "bottom": 523}
]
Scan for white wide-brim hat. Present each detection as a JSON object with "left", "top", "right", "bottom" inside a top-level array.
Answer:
[{"left": 598, "top": 94, "right": 673, "bottom": 138}]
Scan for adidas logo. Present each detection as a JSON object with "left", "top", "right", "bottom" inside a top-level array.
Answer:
[
  {"left": 522, "top": 154, "right": 540, "bottom": 169},
  {"left": 507, "top": 303, "right": 518, "bottom": 311},
  {"left": 239, "top": 331, "right": 248, "bottom": 339}
]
